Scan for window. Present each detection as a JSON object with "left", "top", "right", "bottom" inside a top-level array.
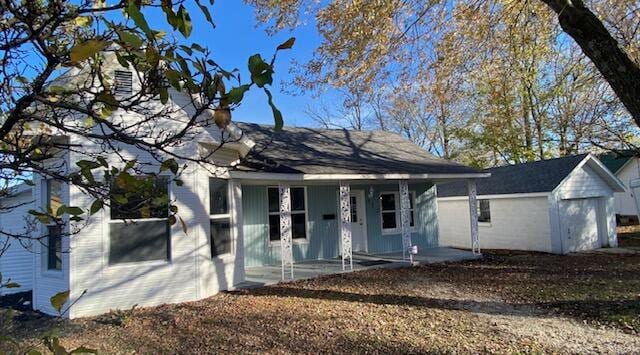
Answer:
[
  {"left": 267, "top": 187, "right": 307, "bottom": 241},
  {"left": 114, "top": 70, "right": 133, "bottom": 94},
  {"left": 350, "top": 196, "right": 357, "bottom": 222},
  {"left": 47, "top": 225, "right": 62, "bottom": 270},
  {"left": 46, "top": 179, "right": 63, "bottom": 215},
  {"left": 380, "top": 193, "right": 397, "bottom": 230},
  {"left": 108, "top": 176, "right": 170, "bottom": 264},
  {"left": 380, "top": 191, "right": 416, "bottom": 233},
  {"left": 209, "top": 178, "right": 232, "bottom": 257},
  {"left": 477, "top": 200, "right": 491, "bottom": 223},
  {"left": 44, "top": 180, "right": 64, "bottom": 271}
]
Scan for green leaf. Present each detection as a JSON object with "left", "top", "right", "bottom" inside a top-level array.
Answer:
[
  {"left": 126, "top": 0, "right": 154, "bottom": 40},
  {"left": 89, "top": 199, "right": 103, "bottom": 215},
  {"left": 117, "top": 30, "right": 143, "bottom": 49},
  {"left": 226, "top": 85, "right": 250, "bottom": 105},
  {"left": 165, "top": 69, "right": 182, "bottom": 90},
  {"left": 97, "top": 156, "right": 109, "bottom": 167},
  {"left": 195, "top": 0, "right": 215, "bottom": 27},
  {"left": 264, "top": 88, "right": 283, "bottom": 131},
  {"left": 48, "top": 86, "right": 67, "bottom": 94},
  {"left": 248, "top": 54, "right": 273, "bottom": 88},
  {"left": 70, "top": 40, "right": 108, "bottom": 63},
  {"left": 77, "top": 160, "right": 102, "bottom": 170},
  {"left": 4, "top": 282, "right": 20, "bottom": 288},
  {"left": 50, "top": 290, "right": 70, "bottom": 313},
  {"left": 276, "top": 37, "right": 296, "bottom": 50},
  {"left": 159, "top": 86, "right": 169, "bottom": 104},
  {"left": 96, "top": 91, "right": 118, "bottom": 110},
  {"left": 146, "top": 46, "right": 160, "bottom": 67},
  {"left": 176, "top": 5, "right": 192, "bottom": 37},
  {"left": 168, "top": 215, "right": 177, "bottom": 225},
  {"left": 65, "top": 206, "right": 84, "bottom": 216},
  {"left": 160, "top": 158, "right": 179, "bottom": 174}
]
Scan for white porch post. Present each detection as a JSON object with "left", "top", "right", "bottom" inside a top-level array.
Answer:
[
  {"left": 279, "top": 184, "right": 294, "bottom": 280},
  {"left": 339, "top": 182, "right": 353, "bottom": 271},
  {"left": 467, "top": 180, "right": 480, "bottom": 255},
  {"left": 399, "top": 180, "right": 412, "bottom": 260}
]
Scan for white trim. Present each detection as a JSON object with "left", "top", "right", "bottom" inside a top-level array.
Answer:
[
  {"left": 437, "top": 192, "right": 550, "bottom": 201},
  {"left": 266, "top": 186, "right": 309, "bottom": 246},
  {"left": 379, "top": 191, "right": 417, "bottom": 235},
  {"left": 231, "top": 171, "right": 490, "bottom": 181},
  {"left": 208, "top": 177, "right": 234, "bottom": 261},
  {"left": 552, "top": 154, "right": 626, "bottom": 196},
  {"left": 349, "top": 189, "right": 368, "bottom": 253},
  {"left": 613, "top": 156, "right": 637, "bottom": 175},
  {"left": 104, "top": 176, "right": 173, "bottom": 268}
]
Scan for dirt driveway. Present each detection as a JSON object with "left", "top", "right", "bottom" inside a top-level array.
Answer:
[{"left": 5, "top": 251, "right": 640, "bottom": 354}]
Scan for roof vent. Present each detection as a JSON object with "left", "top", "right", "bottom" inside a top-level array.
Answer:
[{"left": 114, "top": 70, "right": 133, "bottom": 94}]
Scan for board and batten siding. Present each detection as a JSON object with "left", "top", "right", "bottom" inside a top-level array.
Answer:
[
  {"left": 242, "top": 183, "right": 439, "bottom": 267},
  {"left": 0, "top": 189, "right": 35, "bottom": 295},
  {"left": 242, "top": 185, "right": 340, "bottom": 267},
  {"left": 438, "top": 195, "right": 553, "bottom": 252},
  {"left": 353, "top": 183, "right": 439, "bottom": 254}
]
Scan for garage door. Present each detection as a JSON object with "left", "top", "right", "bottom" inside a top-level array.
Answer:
[{"left": 559, "top": 198, "right": 602, "bottom": 253}]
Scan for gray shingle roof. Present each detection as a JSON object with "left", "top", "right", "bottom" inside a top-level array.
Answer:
[
  {"left": 235, "top": 123, "right": 481, "bottom": 175},
  {"left": 437, "top": 154, "right": 589, "bottom": 197},
  {"left": 597, "top": 150, "right": 638, "bottom": 174}
]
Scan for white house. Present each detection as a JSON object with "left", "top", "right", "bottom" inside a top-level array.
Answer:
[
  {"left": 598, "top": 151, "right": 640, "bottom": 223},
  {"left": 0, "top": 63, "right": 489, "bottom": 318},
  {"left": 437, "top": 154, "right": 626, "bottom": 254},
  {"left": 0, "top": 183, "right": 35, "bottom": 295}
]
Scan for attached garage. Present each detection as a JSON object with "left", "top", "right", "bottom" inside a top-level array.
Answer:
[{"left": 437, "top": 154, "right": 626, "bottom": 254}]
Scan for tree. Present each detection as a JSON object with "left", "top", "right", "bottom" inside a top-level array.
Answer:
[
  {"left": 0, "top": 0, "right": 292, "bottom": 241},
  {"left": 247, "top": 0, "right": 640, "bottom": 126}
]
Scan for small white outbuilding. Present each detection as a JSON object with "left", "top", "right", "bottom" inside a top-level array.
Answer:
[
  {"left": 598, "top": 150, "right": 640, "bottom": 222},
  {"left": 0, "top": 183, "right": 35, "bottom": 294},
  {"left": 437, "top": 154, "right": 626, "bottom": 254}
]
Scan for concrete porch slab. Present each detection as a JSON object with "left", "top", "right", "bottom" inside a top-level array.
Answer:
[
  {"left": 367, "top": 247, "right": 482, "bottom": 264},
  {"left": 234, "top": 247, "right": 480, "bottom": 290}
]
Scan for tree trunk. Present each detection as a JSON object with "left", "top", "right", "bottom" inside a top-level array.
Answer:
[{"left": 540, "top": 0, "right": 640, "bottom": 125}]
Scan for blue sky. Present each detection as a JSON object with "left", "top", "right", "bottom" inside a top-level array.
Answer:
[{"left": 151, "top": 1, "right": 329, "bottom": 127}]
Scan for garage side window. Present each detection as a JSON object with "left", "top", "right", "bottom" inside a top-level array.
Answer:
[
  {"left": 477, "top": 200, "right": 491, "bottom": 223},
  {"left": 267, "top": 187, "right": 307, "bottom": 241},
  {"left": 210, "top": 178, "right": 232, "bottom": 257},
  {"left": 108, "top": 176, "right": 170, "bottom": 265}
]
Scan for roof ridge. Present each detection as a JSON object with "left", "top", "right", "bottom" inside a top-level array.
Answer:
[
  {"left": 235, "top": 121, "right": 399, "bottom": 135},
  {"left": 484, "top": 153, "right": 588, "bottom": 171}
]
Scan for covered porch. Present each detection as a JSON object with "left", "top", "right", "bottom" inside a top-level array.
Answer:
[
  {"left": 237, "top": 247, "right": 481, "bottom": 289},
  {"left": 234, "top": 173, "right": 487, "bottom": 283}
]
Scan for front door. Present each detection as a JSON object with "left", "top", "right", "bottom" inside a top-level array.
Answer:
[{"left": 350, "top": 190, "right": 368, "bottom": 252}]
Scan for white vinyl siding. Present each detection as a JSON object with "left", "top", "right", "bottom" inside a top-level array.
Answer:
[{"left": 0, "top": 190, "right": 35, "bottom": 295}]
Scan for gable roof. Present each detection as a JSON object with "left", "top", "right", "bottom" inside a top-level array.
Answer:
[
  {"left": 437, "top": 154, "right": 590, "bottom": 197},
  {"left": 597, "top": 150, "right": 638, "bottom": 174},
  {"left": 233, "top": 123, "right": 481, "bottom": 176}
]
